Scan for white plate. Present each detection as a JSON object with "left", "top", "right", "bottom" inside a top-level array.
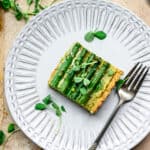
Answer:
[{"left": 5, "top": 0, "right": 150, "bottom": 149}]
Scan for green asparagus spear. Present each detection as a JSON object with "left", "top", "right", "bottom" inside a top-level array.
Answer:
[
  {"left": 95, "top": 67, "right": 116, "bottom": 92},
  {"left": 69, "top": 60, "right": 100, "bottom": 100},
  {"left": 50, "top": 43, "right": 81, "bottom": 88},
  {"left": 78, "top": 62, "right": 110, "bottom": 104},
  {"left": 86, "top": 67, "right": 116, "bottom": 105},
  {"left": 57, "top": 48, "right": 87, "bottom": 93},
  {"left": 66, "top": 53, "right": 95, "bottom": 97}
]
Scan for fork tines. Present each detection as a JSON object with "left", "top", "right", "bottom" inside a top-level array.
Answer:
[{"left": 124, "top": 62, "right": 149, "bottom": 92}]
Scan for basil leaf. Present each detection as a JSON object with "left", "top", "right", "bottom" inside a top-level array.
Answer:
[
  {"left": 94, "top": 31, "right": 107, "bottom": 40},
  {"left": 61, "top": 106, "right": 66, "bottom": 112},
  {"left": 27, "top": 0, "right": 33, "bottom": 5},
  {"left": 84, "top": 31, "right": 94, "bottom": 42},
  {"left": 83, "top": 78, "right": 90, "bottom": 86},
  {"left": 8, "top": 123, "right": 15, "bottom": 133},
  {"left": 74, "top": 77, "right": 83, "bottom": 83},
  {"left": 116, "top": 79, "right": 126, "bottom": 91},
  {"left": 80, "top": 87, "right": 87, "bottom": 95},
  {"left": 35, "top": 103, "right": 46, "bottom": 110},
  {"left": 43, "top": 95, "right": 52, "bottom": 105},
  {"left": 0, "top": 130, "right": 5, "bottom": 145}
]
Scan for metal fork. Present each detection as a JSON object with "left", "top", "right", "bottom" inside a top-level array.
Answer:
[{"left": 88, "top": 62, "right": 149, "bottom": 150}]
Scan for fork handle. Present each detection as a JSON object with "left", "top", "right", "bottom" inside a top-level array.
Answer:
[{"left": 88, "top": 99, "right": 124, "bottom": 150}]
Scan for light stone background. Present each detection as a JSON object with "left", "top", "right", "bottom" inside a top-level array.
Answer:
[{"left": 0, "top": 0, "right": 150, "bottom": 149}]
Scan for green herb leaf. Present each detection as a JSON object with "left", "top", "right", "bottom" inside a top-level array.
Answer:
[
  {"left": 0, "top": 0, "right": 57, "bottom": 21},
  {"left": 94, "top": 31, "right": 107, "bottom": 40},
  {"left": 80, "top": 87, "right": 87, "bottom": 95},
  {"left": 81, "top": 61, "right": 97, "bottom": 69},
  {"left": 7, "top": 123, "right": 15, "bottom": 133},
  {"left": 81, "top": 72, "right": 87, "bottom": 78},
  {"left": 35, "top": 94, "right": 67, "bottom": 118},
  {"left": 74, "top": 60, "right": 80, "bottom": 66},
  {"left": 74, "top": 77, "right": 83, "bottom": 83},
  {"left": 15, "top": 12, "right": 23, "bottom": 20},
  {"left": 52, "top": 102, "right": 59, "bottom": 110},
  {"left": 23, "top": 13, "right": 29, "bottom": 22},
  {"left": 35, "top": 103, "right": 46, "bottom": 110},
  {"left": 39, "top": 4, "right": 46, "bottom": 10},
  {"left": 56, "top": 110, "right": 62, "bottom": 117},
  {"left": 73, "top": 65, "right": 80, "bottom": 72},
  {"left": 27, "top": 0, "right": 33, "bottom": 6},
  {"left": 13, "top": 3, "right": 23, "bottom": 20},
  {"left": 34, "top": 0, "right": 40, "bottom": 13},
  {"left": 43, "top": 95, "right": 52, "bottom": 105},
  {"left": 81, "top": 63, "right": 87, "bottom": 69},
  {"left": 61, "top": 106, "right": 66, "bottom": 112},
  {"left": 0, "top": 130, "right": 5, "bottom": 145},
  {"left": 1, "top": 0, "right": 11, "bottom": 10},
  {"left": 10, "top": 0, "right": 15, "bottom": 10},
  {"left": 84, "top": 31, "right": 94, "bottom": 42},
  {"left": 0, "top": 1, "right": 2, "bottom": 7},
  {"left": 116, "top": 79, "right": 126, "bottom": 91},
  {"left": 83, "top": 78, "right": 90, "bottom": 86}
]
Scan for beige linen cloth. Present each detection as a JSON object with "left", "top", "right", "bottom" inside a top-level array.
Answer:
[{"left": 0, "top": 0, "right": 150, "bottom": 149}]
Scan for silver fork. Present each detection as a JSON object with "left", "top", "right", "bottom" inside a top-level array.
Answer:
[{"left": 88, "top": 62, "right": 149, "bottom": 150}]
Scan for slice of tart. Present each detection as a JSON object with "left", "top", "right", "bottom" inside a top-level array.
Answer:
[{"left": 48, "top": 42, "right": 123, "bottom": 114}]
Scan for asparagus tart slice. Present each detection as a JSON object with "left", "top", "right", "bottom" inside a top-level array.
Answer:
[{"left": 49, "top": 42, "right": 123, "bottom": 114}]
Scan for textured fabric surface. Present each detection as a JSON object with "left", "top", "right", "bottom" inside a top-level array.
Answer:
[{"left": 0, "top": 0, "right": 150, "bottom": 149}]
